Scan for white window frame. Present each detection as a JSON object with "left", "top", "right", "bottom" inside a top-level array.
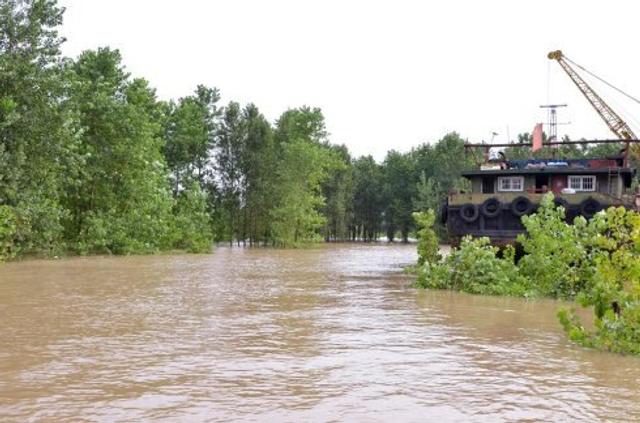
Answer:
[
  {"left": 497, "top": 176, "right": 524, "bottom": 192},
  {"left": 568, "top": 175, "right": 596, "bottom": 192}
]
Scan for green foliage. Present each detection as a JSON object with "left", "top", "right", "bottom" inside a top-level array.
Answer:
[
  {"left": 0, "top": 0, "right": 70, "bottom": 253},
  {"left": 412, "top": 210, "right": 440, "bottom": 266},
  {"left": 214, "top": 101, "right": 245, "bottom": 244},
  {"left": 352, "top": 156, "right": 384, "bottom": 241},
  {"left": 163, "top": 85, "right": 220, "bottom": 193},
  {"left": 0, "top": 1, "right": 482, "bottom": 257},
  {"left": 557, "top": 207, "right": 640, "bottom": 354},
  {"left": 274, "top": 106, "right": 327, "bottom": 144},
  {"left": 411, "top": 132, "right": 473, "bottom": 237},
  {"left": 415, "top": 192, "right": 640, "bottom": 355},
  {"left": 416, "top": 237, "right": 529, "bottom": 296},
  {"left": 270, "top": 138, "right": 332, "bottom": 246},
  {"left": 0, "top": 205, "right": 18, "bottom": 261},
  {"left": 172, "top": 182, "right": 213, "bottom": 253},
  {"left": 517, "top": 193, "right": 588, "bottom": 298},
  {"left": 382, "top": 150, "right": 417, "bottom": 242},
  {"left": 321, "top": 144, "right": 353, "bottom": 241},
  {"left": 503, "top": 134, "right": 625, "bottom": 161},
  {"left": 239, "top": 104, "right": 276, "bottom": 245},
  {"left": 65, "top": 48, "right": 176, "bottom": 255}
]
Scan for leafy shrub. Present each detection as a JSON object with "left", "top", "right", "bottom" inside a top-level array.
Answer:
[
  {"left": 517, "top": 194, "right": 589, "bottom": 298},
  {"left": 413, "top": 210, "right": 440, "bottom": 265},
  {"left": 172, "top": 182, "right": 213, "bottom": 253},
  {"left": 0, "top": 205, "right": 18, "bottom": 261},
  {"left": 13, "top": 196, "right": 68, "bottom": 256},
  {"left": 557, "top": 206, "right": 640, "bottom": 354},
  {"left": 414, "top": 193, "right": 640, "bottom": 355},
  {"left": 416, "top": 236, "right": 530, "bottom": 296}
]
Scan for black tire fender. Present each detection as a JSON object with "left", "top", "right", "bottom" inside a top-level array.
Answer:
[
  {"left": 441, "top": 203, "right": 449, "bottom": 224},
  {"left": 481, "top": 197, "right": 502, "bottom": 218},
  {"left": 553, "top": 197, "right": 569, "bottom": 211},
  {"left": 580, "top": 198, "right": 602, "bottom": 218},
  {"left": 459, "top": 203, "right": 479, "bottom": 223},
  {"left": 511, "top": 196, "right": 533, "bottom": 217}
]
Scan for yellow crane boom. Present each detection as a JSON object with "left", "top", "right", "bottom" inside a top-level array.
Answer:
[{"left": 548, "top": 50, "right": 638, "bottom": 141}]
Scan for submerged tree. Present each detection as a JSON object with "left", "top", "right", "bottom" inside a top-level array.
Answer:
[
  {"left": 163, "top": 85, "right": 221, "bottom": 195},
  {"left": 352, "top": 156, "right": 384, "bottom": 241},
  {"left": 64, "top": 48, "right": 176, "bottom": 254},
  {"left": 382, "top": 150, "right": 416, "bottom": 242},
  {"left": 0, "top": 0, "right": 71, "bottom": 254},
  {"left": 0, "top": 0, "right": 483, "bottom": 257},
  {"left": 239, "top": 104, "right": 275, "bottom": 245},
  {"left": 269, "top": 107, "right": 336, "bottom": 246},
  {"left": 321, "top": 144, "right": 353, "bottom": 242}
]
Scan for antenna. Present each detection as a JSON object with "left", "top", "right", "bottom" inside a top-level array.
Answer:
[{"left": 540, "top": 104, "right": 568, "bottom": 143}]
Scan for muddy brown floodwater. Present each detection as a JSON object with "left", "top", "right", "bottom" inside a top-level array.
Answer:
[{"left": 1, "top": 244, "right": 639, "bottom": 422}]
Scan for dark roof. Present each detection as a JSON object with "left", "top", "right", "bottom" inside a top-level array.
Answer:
[{"left": 462, "top": 167, "right": 635, "bottom": 177}]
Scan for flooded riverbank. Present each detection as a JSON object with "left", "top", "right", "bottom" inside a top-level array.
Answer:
[{"left": 0, "top": 244, "right": 638, "bottom": 422}]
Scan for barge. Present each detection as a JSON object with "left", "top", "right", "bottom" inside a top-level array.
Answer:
[{"left": 445, "top": 142, "right": 639, "bottom": 246}]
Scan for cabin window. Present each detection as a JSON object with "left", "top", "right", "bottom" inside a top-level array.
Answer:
[
  {"left": 568, "top": 175, "right": 596, "bottom": 192},
  {"left": 497, "top": 176, "right": 524, "bottom": 192}
]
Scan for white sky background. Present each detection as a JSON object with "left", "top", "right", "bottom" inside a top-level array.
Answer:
[{"left": 58, "top": 0, "right": 640, "bottom": 161}]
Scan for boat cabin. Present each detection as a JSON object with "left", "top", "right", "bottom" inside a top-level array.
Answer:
[{"left": 446, "top": 153, "right": 637, "bottom": 246}]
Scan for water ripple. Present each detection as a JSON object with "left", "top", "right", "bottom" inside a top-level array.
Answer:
[{"left": 0, "top": 245, "right": 639, "bottom": 422}]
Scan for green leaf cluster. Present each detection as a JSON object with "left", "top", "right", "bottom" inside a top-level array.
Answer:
[
  {"left": 416, "top": 236, "right": 529, "bottom": 296},
  {"left": 1, "top": 2, "right": 215, "bottom": 258},
  {"left": 412, "top": 210, "right": 440, "bottom": 266},
  {"left": 415, "top": 193, "right": 640, "bottom": 355},
  {"left": 558, "top": 207, "right": 640, "bottom": 354},
  {"left": 0, "top": 205, "right": 18, "bottom": 261}
]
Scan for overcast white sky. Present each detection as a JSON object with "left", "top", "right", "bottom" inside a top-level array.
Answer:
[{"left": 58, "top": 0, "right": 640, "bottom": 160}]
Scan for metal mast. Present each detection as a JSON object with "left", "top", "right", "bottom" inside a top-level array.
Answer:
[{"left": 539, "top": 103, "right": 567, "bottom": 143}]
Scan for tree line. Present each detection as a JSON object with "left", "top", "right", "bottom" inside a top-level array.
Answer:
[{"left": 1, "top": 0, "right": 475, "bottom": 258}]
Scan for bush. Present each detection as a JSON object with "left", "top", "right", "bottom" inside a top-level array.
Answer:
[
  {"left": 172, "top": 182, "right": 213, "bottom": 253},
  {"left": 0, "top": 205, "right": 18, "bottom": 261},
  {"left": 517, "top": 194, "right": 589, "bottom": 298},
  {"left": 416, "top": 236, "right": 530, "bottom": 296},
  {"left": 414, "top": 193, "right": 640, "bottom": 355},
  {"left": 557, "top": 206, "right": 640, "bottom": 354},
  {"left": 413, "top": 210, "right": 440, "bottom": 265}
]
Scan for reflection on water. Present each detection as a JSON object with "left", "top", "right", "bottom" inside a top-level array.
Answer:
[{"left": 0, "top": 245, "right": 639, "bottom": 422}]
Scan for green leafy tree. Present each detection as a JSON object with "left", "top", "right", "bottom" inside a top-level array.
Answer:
[
  {"left": 558, "top": 207, "right": 640, "bottom": 354},
  {"left": 215, "top": 102, "right": 245, "bottom": 244},
  {"left": 352, "top": 155, "right": 384, "bottom": 241},
  {"left": 411, "top": 132, "right": 472, "bottom": 233},
  {"left": 320, "top": 144, "right": 353, "bottom": 241},
  {"left": 239, "top": 104, "right": 276, "bottom": 245},
  {"left": 163, "top": 85, "right": 221, "bottom": 195},
  {"left": 66, "top": 48, "right": 175, "bottom": 254},
  {"left": 382, "top": 150, "right": 416, "bottom": 242},
  {"left": 172, "top": 182, "right": 213, "bottom": 253},
  {"left": 0, "top": 0, "right": 72, "bottom": 254},
  {"left": 270, "top": 139, "right": 331, "bottom": 245},
  {"left": 413, "top": 210, "right": 440, "bottom": 265},
  {"left": 274, "top": 106, "right": 327, "bottom": 145},
  {"left": 517, "top": 193, "right": 588, "bottom": 298},
  {"left": 0, "top": 205, "right": 18, "bottom": 260},
  {"left": 269, "top": 107, "right": 335, "bottom": 246}
]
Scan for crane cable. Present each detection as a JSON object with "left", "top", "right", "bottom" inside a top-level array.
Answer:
[{"left": 563, "top": 55, "right": 640, "bottom": 105}]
